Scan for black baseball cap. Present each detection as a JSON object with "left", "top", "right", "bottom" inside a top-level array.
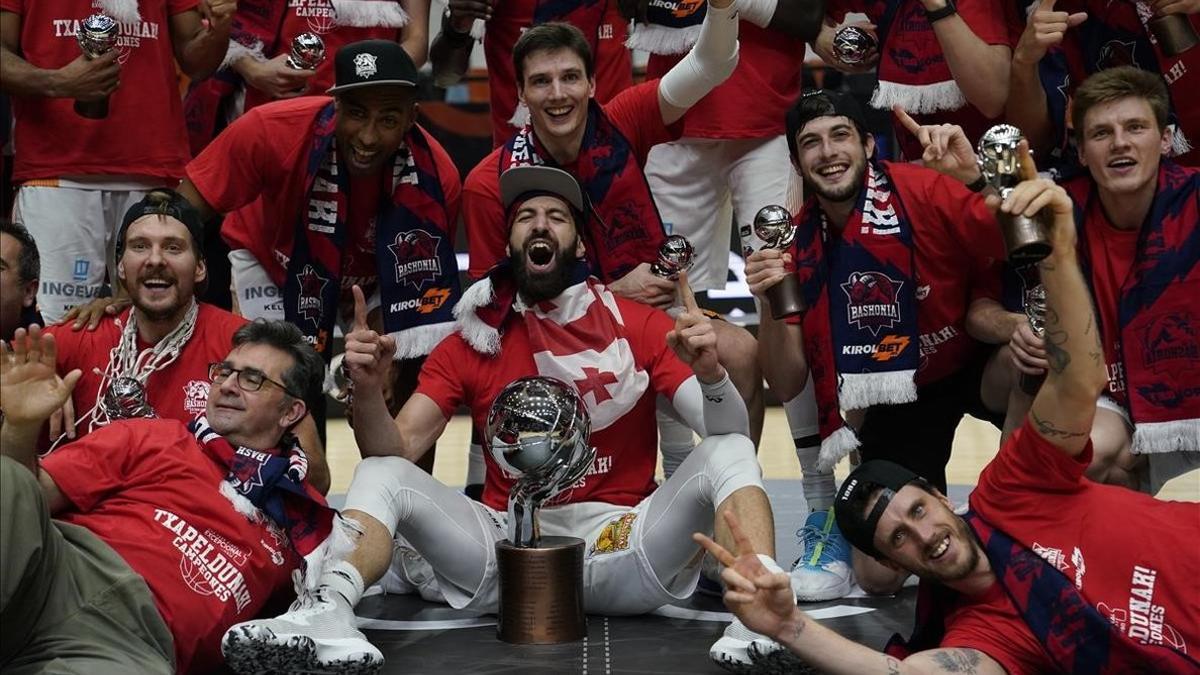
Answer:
[
  {"left": 500, "top": 166, "right": 587, "bottom": 213},
  {"left": 833, "top": 460, "right": 933, "bottom": 559},
  {"left": 785, "top": 89, "right": 870, "bottom": 160},
  {"left": 116, "top": 189, "right": 206, "bottom": 260},
  {"left": 327, "top": 40, "right": 418, "bottom": 95}
]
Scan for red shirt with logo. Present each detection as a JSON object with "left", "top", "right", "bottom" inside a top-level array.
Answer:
[
  {"left": 41, "top": 418, "right": 303, "bottom": 674},
  {"left": 483, "top": 0, "right": 632, "bottom": 147},
  {"left": 462, "top": 80, "right": 679, "bottom": 279},
  {"left": 416, "top": 296, "right": 693, "bottom": 512},
  {"left": 1, "top": 0, "right": 196, "bottom": 181},
  {"left": 939, "top": 421, "right": 1200, "bottom": 673},
  {"left": 185, "top": 97, "right": 461, "bottom": 287},
  {"left": 644, "top": 22, "right": 803, "bottom": 139},
  {"left": 45, "top": 303, "right": 247, "bottom": 439}
]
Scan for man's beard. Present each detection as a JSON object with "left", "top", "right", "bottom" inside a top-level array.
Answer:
[
  {"left": 922, "top": 515, "right": 982, "bottom": 584},
  {"left": 511, "top": 237, "right": 578, "bottom": 305},
  {"left": 803, "top": 157, "right": 868, "bottom": 204}
]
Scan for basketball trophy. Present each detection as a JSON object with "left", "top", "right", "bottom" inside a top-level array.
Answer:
[
  {"left": 832, "top": 25, "right": 878, "bottom": 65},
  {"left": 74, "top": 13, "right": 120, "bottom": 119},
  {"left": 1149, "top": 14, "right": 1198, "bottom": 57},
  {"left": 101, "top": 377, "right": 157, "bottom": 420},
  {"left": 977, "top": 125, "right": 1052, "bottom": 264},
  {"left": 287, "top": 32, "right": 327, "bottom": 70},
  {"left": 1019, "top": 284, "right": 1047, "bottom": 395},
  {"left": 751, "top": 205, "right": 805, "bottom": 319},
  {"left": 487, "top": 376, "right": 596, "bottom": 644},
  {"left": 650, "top": 234, "right": 695, "bottom": 280}
]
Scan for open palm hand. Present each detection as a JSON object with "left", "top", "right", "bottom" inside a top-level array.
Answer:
[{"left": 1, "top": 326, "right": 82, "bottom": 427}]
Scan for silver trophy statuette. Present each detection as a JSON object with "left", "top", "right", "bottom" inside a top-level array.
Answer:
[
  {"left": 649, "top": 234, "right": 695, "bottom": 280},
  {"left": 74, "top": 13, "right": 120, "bottom": 119},
  {"left": 1019, "top": 284, "right": 1048, "bottom": 395},
  {"left": 101, "top": 376, "right": 158, "bottom": 421},
  {"left": 487, "top": 376, "right": 594, "bottom": 644},
  {"left": 977, "top": 125, "right": 1052, "bottom": 264},
  {"left": 287, "top": 32, "right": 327, "bottom": 70},
  {"left": 752, "top": 205, "right": 805, "bottom": 319},
  {"left": 832, "top": 25, "right": 878, "bottom": 65}
]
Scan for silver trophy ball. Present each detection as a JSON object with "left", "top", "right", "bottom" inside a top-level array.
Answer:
[
  {"left": 287, "top": 32, "right": 326, "bottom": 70},
  {"left": 101, "top": 376, "right": 157, "bottom": 421},
  {"left": 77, "top": 13, "right": 120, "bottom": 58},
  {"left": 832, "top": 26, "right": 878, "bottom": 65},
  {"left": 487, "top": 376, "right": 595, "bottom": 546},
  {"left": 650, "top": 234, "right": 695, "bottom": 280},
  {"left": 753, "top": 204, "right": 796, "bottom": 250}
]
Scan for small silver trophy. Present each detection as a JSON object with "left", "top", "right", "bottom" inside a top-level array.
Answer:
[
  {"left": 832, "top": 25, "right": 879, "bottom": 65},
  {"left": 287, "top": 32, "right": 327, "bottom": 70},
  {"left": 1019, "top": 284, "right": 1047, "bottom": 395},
  {"left": 487, "top": 376, "right": 595, "bottom": 644},
  {"left": 74, "top": 13, "right": 120, "bottom": 119},
  {"left": 650, "top": 234, "right": 695, "bottom": 280},
  {"left": 327, "top": 352, "right": 353, "bottom": 405},
  {"left": 1149, "top": 14, "right": 1198, "bottom": 57},
  {"left": 100, "top": 376, "right": 157, "bottom": 421},
  {"left": 752, "top": 205, "right": 805, "bottom": 319},
  {"left": 977, "top": 125, "right": 1052, "bottom": 264}
]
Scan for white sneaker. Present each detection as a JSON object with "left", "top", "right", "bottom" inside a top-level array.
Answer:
[
  {"left": 709, "top": 619, "right": 783, "bottom": 673},
  {"left": 790, "top": 508, "right": 854, "bottom": 602},
  {"left": 222, "top": 587, "right": 383, "bottom": 675}
]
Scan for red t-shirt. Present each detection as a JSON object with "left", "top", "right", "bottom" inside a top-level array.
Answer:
[
  {"left": 644, "top": 22, "right": 804, "bottom": 140},
  {"left": 185, "top": 97, "right": 462, "bottom": 284},
  {"left": 1083, "top": 214, "right": 1139, "bottom": 402},
  {"left": 484, "top": 0, "right": 632, "bottom": 147},
  {"left": 940, "top": 422, "right": 1200, "bottom": 673},
  {"left": 41, "top": 419, "right": 303, "bottom": 674},
  {"left": 462, "top": 80, "right": 678, "bottom": 279},
  {"left": 415, "top": 296, "right": 694, "bottom": 512},
  {"left": 1, "top": 0, "right": 196, "bottom": 181},
  {"left": 45, "top": 303, "right": 247, "bottom": 439},
  {"left": 242, "top": 3, "right": 400, "bottom": 112}
]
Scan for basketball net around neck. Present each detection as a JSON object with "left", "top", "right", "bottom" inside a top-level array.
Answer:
[{"left": 49, "top": 301, "right": 200, "bottom": 450}]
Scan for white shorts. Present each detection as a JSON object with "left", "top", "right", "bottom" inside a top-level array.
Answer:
[
  {"left": 1097, "top": 396, "right": 1200, "bottom": 495},
  {"left": 227, "top": 249, "right": 380, "bottom": 328},
  {"left": 645, "top": 136, "right": 801, "bottom": 292},
  {"left": 13, "top": 182, "right": 161, "bottom": 322}
]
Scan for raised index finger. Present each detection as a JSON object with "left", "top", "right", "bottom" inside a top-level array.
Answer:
[
  {"left": 893, "top": 105, "right": 922, "bottom": 136},
  {"left": 676, "top": 271, "right": 700, "bottom": 314},
  {"left": 352, "top": 284, "right": 369, "bottom": 331}
]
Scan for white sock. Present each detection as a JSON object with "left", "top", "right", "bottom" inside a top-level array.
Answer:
[
  {"left": 320, "top": 560, "right": 366, "bottom": 608},
  {"left": 466, "top": 432, "right": 485, "bottom": 486},
  {"left": 785, "top": 383, "right": 835, "bottom": 512}
]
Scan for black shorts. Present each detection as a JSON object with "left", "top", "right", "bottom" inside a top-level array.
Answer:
[{"left": 855, "top": 352, "right": 1003, "bottom": 493}]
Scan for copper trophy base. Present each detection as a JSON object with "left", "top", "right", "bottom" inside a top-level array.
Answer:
[
  {"left": 766, "top": 277, "right": 805, "bottom": 320},
  {"left": 1149, "top": 15, "right": 1199, "bottom": 57},
  {"left": 1001, "top": 212, "right": 1052, "bottom": 265},
  {"left": 74, "top": 96, "right": 110, "bottom": 119},
  {"left": 495, "top": 536, "right": 586, "bottom": 644}
]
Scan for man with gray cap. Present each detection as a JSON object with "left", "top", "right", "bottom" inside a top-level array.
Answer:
[
  {"left": 698, "top": 149, "right": 1200, "bottom": 674},
  {"left": 179, "top": 40, "right": 463, "bottom": 440},
  {"left": 220, "top": 165, "right": 781, "bottom": 674}
]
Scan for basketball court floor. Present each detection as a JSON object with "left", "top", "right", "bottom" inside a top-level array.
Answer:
[{"left": 320, "top": 410, "right": 1199, "bottom": 674}]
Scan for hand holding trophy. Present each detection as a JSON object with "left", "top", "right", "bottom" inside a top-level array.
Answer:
[
  {"left": 977, "top": 125, "right": 1053, "bottom": 264},
  {"left": 74, "top": 13, "right": 120, "bottom": 119},
  {"left": 748, "top": 205, "right": 805, "bottom": 319}
]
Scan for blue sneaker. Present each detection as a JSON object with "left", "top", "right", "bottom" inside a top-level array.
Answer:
[{"left": 789, "top": 508, "right": 853, "bottom": 602}]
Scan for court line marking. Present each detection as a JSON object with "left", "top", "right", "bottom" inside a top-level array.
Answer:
[{"left": 651, "top": 604, "right": 875, "bottom": 623}]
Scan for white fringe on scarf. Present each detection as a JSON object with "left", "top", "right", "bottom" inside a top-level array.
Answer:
[
  {"left": 300, "top": 514, "right": 364, "bottom": 592},
  {"left": 219, "top": 480, "right": 266, "bottom": 522},
  {"left": 508, "top": 102, "right": 531, "bottom": 128},
  {"left": 1131, "top": 419, "right": 1200, "bottom": 455},
  {"left": 470, "top": 18, "right": 487, "bottom": 40},
  {"left": 870, "top": 80, "right": 967, "bottom": 115},
  {"left": 838, "top": 370, "right": 918, "bottom": 411},
  {"left": 98, "top": 0, "right": 140, "bottom": 23},
  {"left": 389, "top": 322, "right": 456, "bottom": 360},
  {"left": 454, "top": 277, "right": 502, "bottom": 355},
  {"left": 817, "top": 425, "right": 860, "bottom": 472},
  {"left": 221, "top": 38, "right": 265, "bottom": 71},
  {"left": 332, "top": 0, "right": 409, "bottom": 28},
  {"left": 624, "top": 24, "right": 702, "bottom": 55}
]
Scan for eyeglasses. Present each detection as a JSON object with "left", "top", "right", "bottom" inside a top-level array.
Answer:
[{"left": 208, "top": 362, "right": 300, "bottom": 398}]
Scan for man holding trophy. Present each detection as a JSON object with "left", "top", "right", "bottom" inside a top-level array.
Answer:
[
  {"left": 747, "top": 90, "right": 1022, "bottom": 596},
  {"left": 220, "top": 166, "right": 784, "bottom": 674}
]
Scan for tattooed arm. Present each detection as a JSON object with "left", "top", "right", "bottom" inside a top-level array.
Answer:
[{"left": 993, "top": 148, "right": 1107, "bottom": 456}]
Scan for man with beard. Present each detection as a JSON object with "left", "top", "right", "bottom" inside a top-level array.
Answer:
[
  {"left": 42, "top": 190, "right": 329, "bottom": 493},
  {"left": 1004, "top": 67, "right": 1200, "bottom": 494},
  {"left": 1, "top": 319, "right": 336, "bottom": 673},
  {"left": 695, "top": 156, "right": 1200, "bottom": 674},
  {"left": 746, "top": 90, "right": 1017, "bottom": 595},
  {"left": 220, "top": 166, "right": 782, "bottom": 674},
  {"left": 0, "top": 221, "right": 40, "bottom": 343}
]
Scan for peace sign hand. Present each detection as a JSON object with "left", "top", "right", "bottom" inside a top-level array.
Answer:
[
  {"left": 665, "top": 272, "right": 723, "bottom": 383},
  {"left": 342, "top": 285, "right": 396, "bottom": 392}
]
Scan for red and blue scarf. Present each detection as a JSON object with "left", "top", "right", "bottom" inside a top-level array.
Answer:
[
  {"left": 1065, "top": 162, "right": 1200, "bottom": 455},
  {"left": 499, "top": 104, "right": 667, "bottom": 282},
  {"left": 285, "top": 102, "right": 460, "bottom": 360},
  {"left": 190, "top": 416, "right": 335, "bottom": 562},
  {"left": 889, "top": 510, "right": 1199, "bottom": 673},
  {"left": 793, "top": 161, "right": 920, "bottom": 471}
]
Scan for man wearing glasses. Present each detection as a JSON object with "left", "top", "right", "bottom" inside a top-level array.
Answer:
[
  {"left": 0, "top": 319, "right": 336, "bottom": 674},
  {"left": 41, "top": 189, "right": 329, "bottom": 493}
]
